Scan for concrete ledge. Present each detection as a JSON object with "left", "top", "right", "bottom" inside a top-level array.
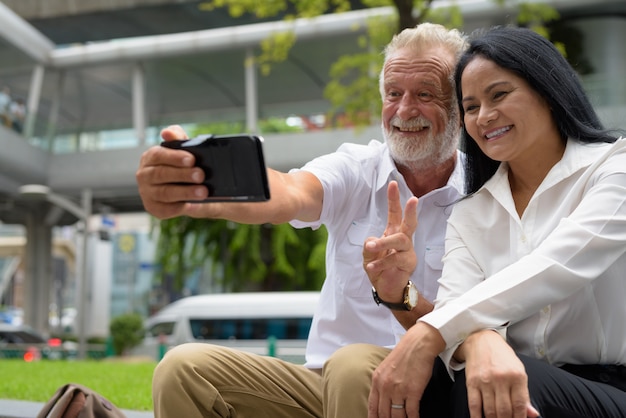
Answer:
[{"left": 0, "top": 399, "right": 153, "bottom": 418}]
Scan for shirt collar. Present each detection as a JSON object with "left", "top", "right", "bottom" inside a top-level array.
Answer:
[
  {"left": 375, "top": 144, "right": 399, "bottom": 192},
  {"left": 485, "top": 138, "right": 616, "bottom": 196},
  {"left": 376, "top": 143, "right": 466, "bottom": 197}
]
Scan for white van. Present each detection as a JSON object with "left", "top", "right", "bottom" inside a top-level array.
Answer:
[{"left": 136, "top": 291, "right": 320, "bottom": 364}]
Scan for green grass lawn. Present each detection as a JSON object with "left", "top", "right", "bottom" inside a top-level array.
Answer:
[{"left": 0, "top": 358, "right": 157, "bottom": 411}]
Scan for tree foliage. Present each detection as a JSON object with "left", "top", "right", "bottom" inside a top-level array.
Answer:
[
  {"left": 156, "top": 216, "right": 327, "bottom": 293},
  {"left": 201, "top": 0, "right": 559, "bottom": 125},
  {"left": 153, "top": 122, "right": 327, "bottom": 297},
  {"left": 109, "top": 313, "right": 144, "bottom": 356}
]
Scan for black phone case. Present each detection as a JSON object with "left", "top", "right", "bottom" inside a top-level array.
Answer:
[{"left": 161, "top": 134, "right": 270, "bottom": 202}]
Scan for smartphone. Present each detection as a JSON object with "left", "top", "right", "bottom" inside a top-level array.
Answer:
[{"left": 161, "top": 134, "right": 270, "bottom": 202}]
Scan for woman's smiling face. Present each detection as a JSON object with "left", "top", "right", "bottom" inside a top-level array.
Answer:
[{"left": 460, "top": 56, "right": 561, "bottom": 165}]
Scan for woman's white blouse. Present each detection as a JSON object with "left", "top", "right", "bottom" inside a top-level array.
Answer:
[{"left": 421, "top": 138, "right": 626, "bottom": 371}]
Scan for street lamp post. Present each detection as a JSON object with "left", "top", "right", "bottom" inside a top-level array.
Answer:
[{"left": 19, "top": 184, "right": 92, "bottom": 359}]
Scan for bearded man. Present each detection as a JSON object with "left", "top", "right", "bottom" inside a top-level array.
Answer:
[{"left": 136, "top": 22, "right": 467, "bottom": 418}]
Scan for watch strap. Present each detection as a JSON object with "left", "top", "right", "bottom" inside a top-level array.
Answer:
[{"left": 371, "top": 286, "right": 410, "bottom": 311}]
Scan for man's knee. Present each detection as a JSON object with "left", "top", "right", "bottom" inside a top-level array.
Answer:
[
  {"left": 153, "top": 343, "right": 223, "bottom": 394},
  {"left": 324, "top": 343, "right": 390, "bottom": 382},
  {"left": 322, "top": 344, "right": 390, "bottom": 416}
]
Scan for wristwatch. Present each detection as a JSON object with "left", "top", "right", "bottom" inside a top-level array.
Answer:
[{"left": 371, "top": 281, "right": 419, "bottom": 311}]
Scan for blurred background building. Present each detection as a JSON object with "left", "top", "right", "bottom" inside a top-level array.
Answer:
[{"left": 0, "top": 0, "right": 623, "bottom": 340}]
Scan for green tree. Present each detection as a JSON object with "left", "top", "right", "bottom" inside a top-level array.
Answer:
[
  {"left": 156, "top": 216, "right": 327, "bottom": 293},
  {"left": 202, "top": 0, "right": 559, "bottom": 124},
  {"left": 109, "top": 313, "right": 144, "bottom": 356}
]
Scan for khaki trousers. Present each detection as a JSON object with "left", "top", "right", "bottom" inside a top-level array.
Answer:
[{"left": 152, "top": 342, "right": 391, "bottom": 418}]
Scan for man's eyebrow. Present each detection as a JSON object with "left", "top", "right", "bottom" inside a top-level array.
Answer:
[
  {"left": 385, "top": 78, "right": 439, "bottom": 88},
  {"left": 421, "top": 79, "right": 438, "bottom": 88}
]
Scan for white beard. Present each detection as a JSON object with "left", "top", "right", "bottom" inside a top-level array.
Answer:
[{"left": 384, "top": 110, "right": 459, "bottom": 170}]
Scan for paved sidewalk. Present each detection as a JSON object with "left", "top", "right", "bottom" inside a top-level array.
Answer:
[{"left": 0, "top": 399, "right": 153, "bottom": 418}]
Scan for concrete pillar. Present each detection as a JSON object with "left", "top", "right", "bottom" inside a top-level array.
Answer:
[
  {"left": 46, "top": 70, "right": 66, "bottom": 151},
  {"left": 76, "top": 188, "right": 92, "bottom": 359},
  {"left": 23, "top": 207, "right": 52, "bottom": 336},
  {"left": 132, "top": 62, "right": 147, "bottom": 145},
  {"left": 23, "top": 64, "right": 45, "bottom": 140},
  {"left": 245, "top": 48, "right": 258, "bottom": 134}
]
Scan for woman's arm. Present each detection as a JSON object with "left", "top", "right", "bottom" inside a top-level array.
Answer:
[{"left": 455, "top": 330, "right": 539, "bottom": 418}]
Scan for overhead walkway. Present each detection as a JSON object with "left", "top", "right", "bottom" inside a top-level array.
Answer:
[
  {"left": 0, "top": 123, "right": 381, "bottom": 224},
  {"left": 0, "top": 3, "right": 396, "bottom": 224},
  {"left": 1, "top": 0, "right": 623, "bottom": 224}
]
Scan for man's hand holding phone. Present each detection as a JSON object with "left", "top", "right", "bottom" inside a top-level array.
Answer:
[
  {"left": 160, "top": 133, "right": 270, "bottom": 203},
  {"left": 136, "top": 125, "right": 270, "bottom": 221}
]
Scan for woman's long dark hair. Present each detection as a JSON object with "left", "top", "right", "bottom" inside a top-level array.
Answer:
[{"left": 454, "top": 26, "right": 620, "bottom": 195}]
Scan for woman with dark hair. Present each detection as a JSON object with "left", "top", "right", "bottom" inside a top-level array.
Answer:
[
  {"left": 362, "top": 26, "right": 626, "bottom": 417},
  {"left": 454, "top": 26, "right": 618, "bottom": 195}
]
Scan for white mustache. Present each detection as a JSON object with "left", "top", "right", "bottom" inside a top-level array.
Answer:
[{"left": 390, "top": 116, "right": 431, "bottom": 132}]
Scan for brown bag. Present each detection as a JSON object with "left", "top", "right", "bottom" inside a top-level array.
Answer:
[{"left": 37, "top": 383, "right": 127, "bottom": 418}]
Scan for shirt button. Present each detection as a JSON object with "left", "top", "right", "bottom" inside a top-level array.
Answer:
[{"left": 520, "top": 235, "right": 527, "bottom": 243}]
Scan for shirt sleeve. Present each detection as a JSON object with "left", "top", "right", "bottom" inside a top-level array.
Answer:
[{"left": 289, "top": 142, "right": 381, "bottom": 229}]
